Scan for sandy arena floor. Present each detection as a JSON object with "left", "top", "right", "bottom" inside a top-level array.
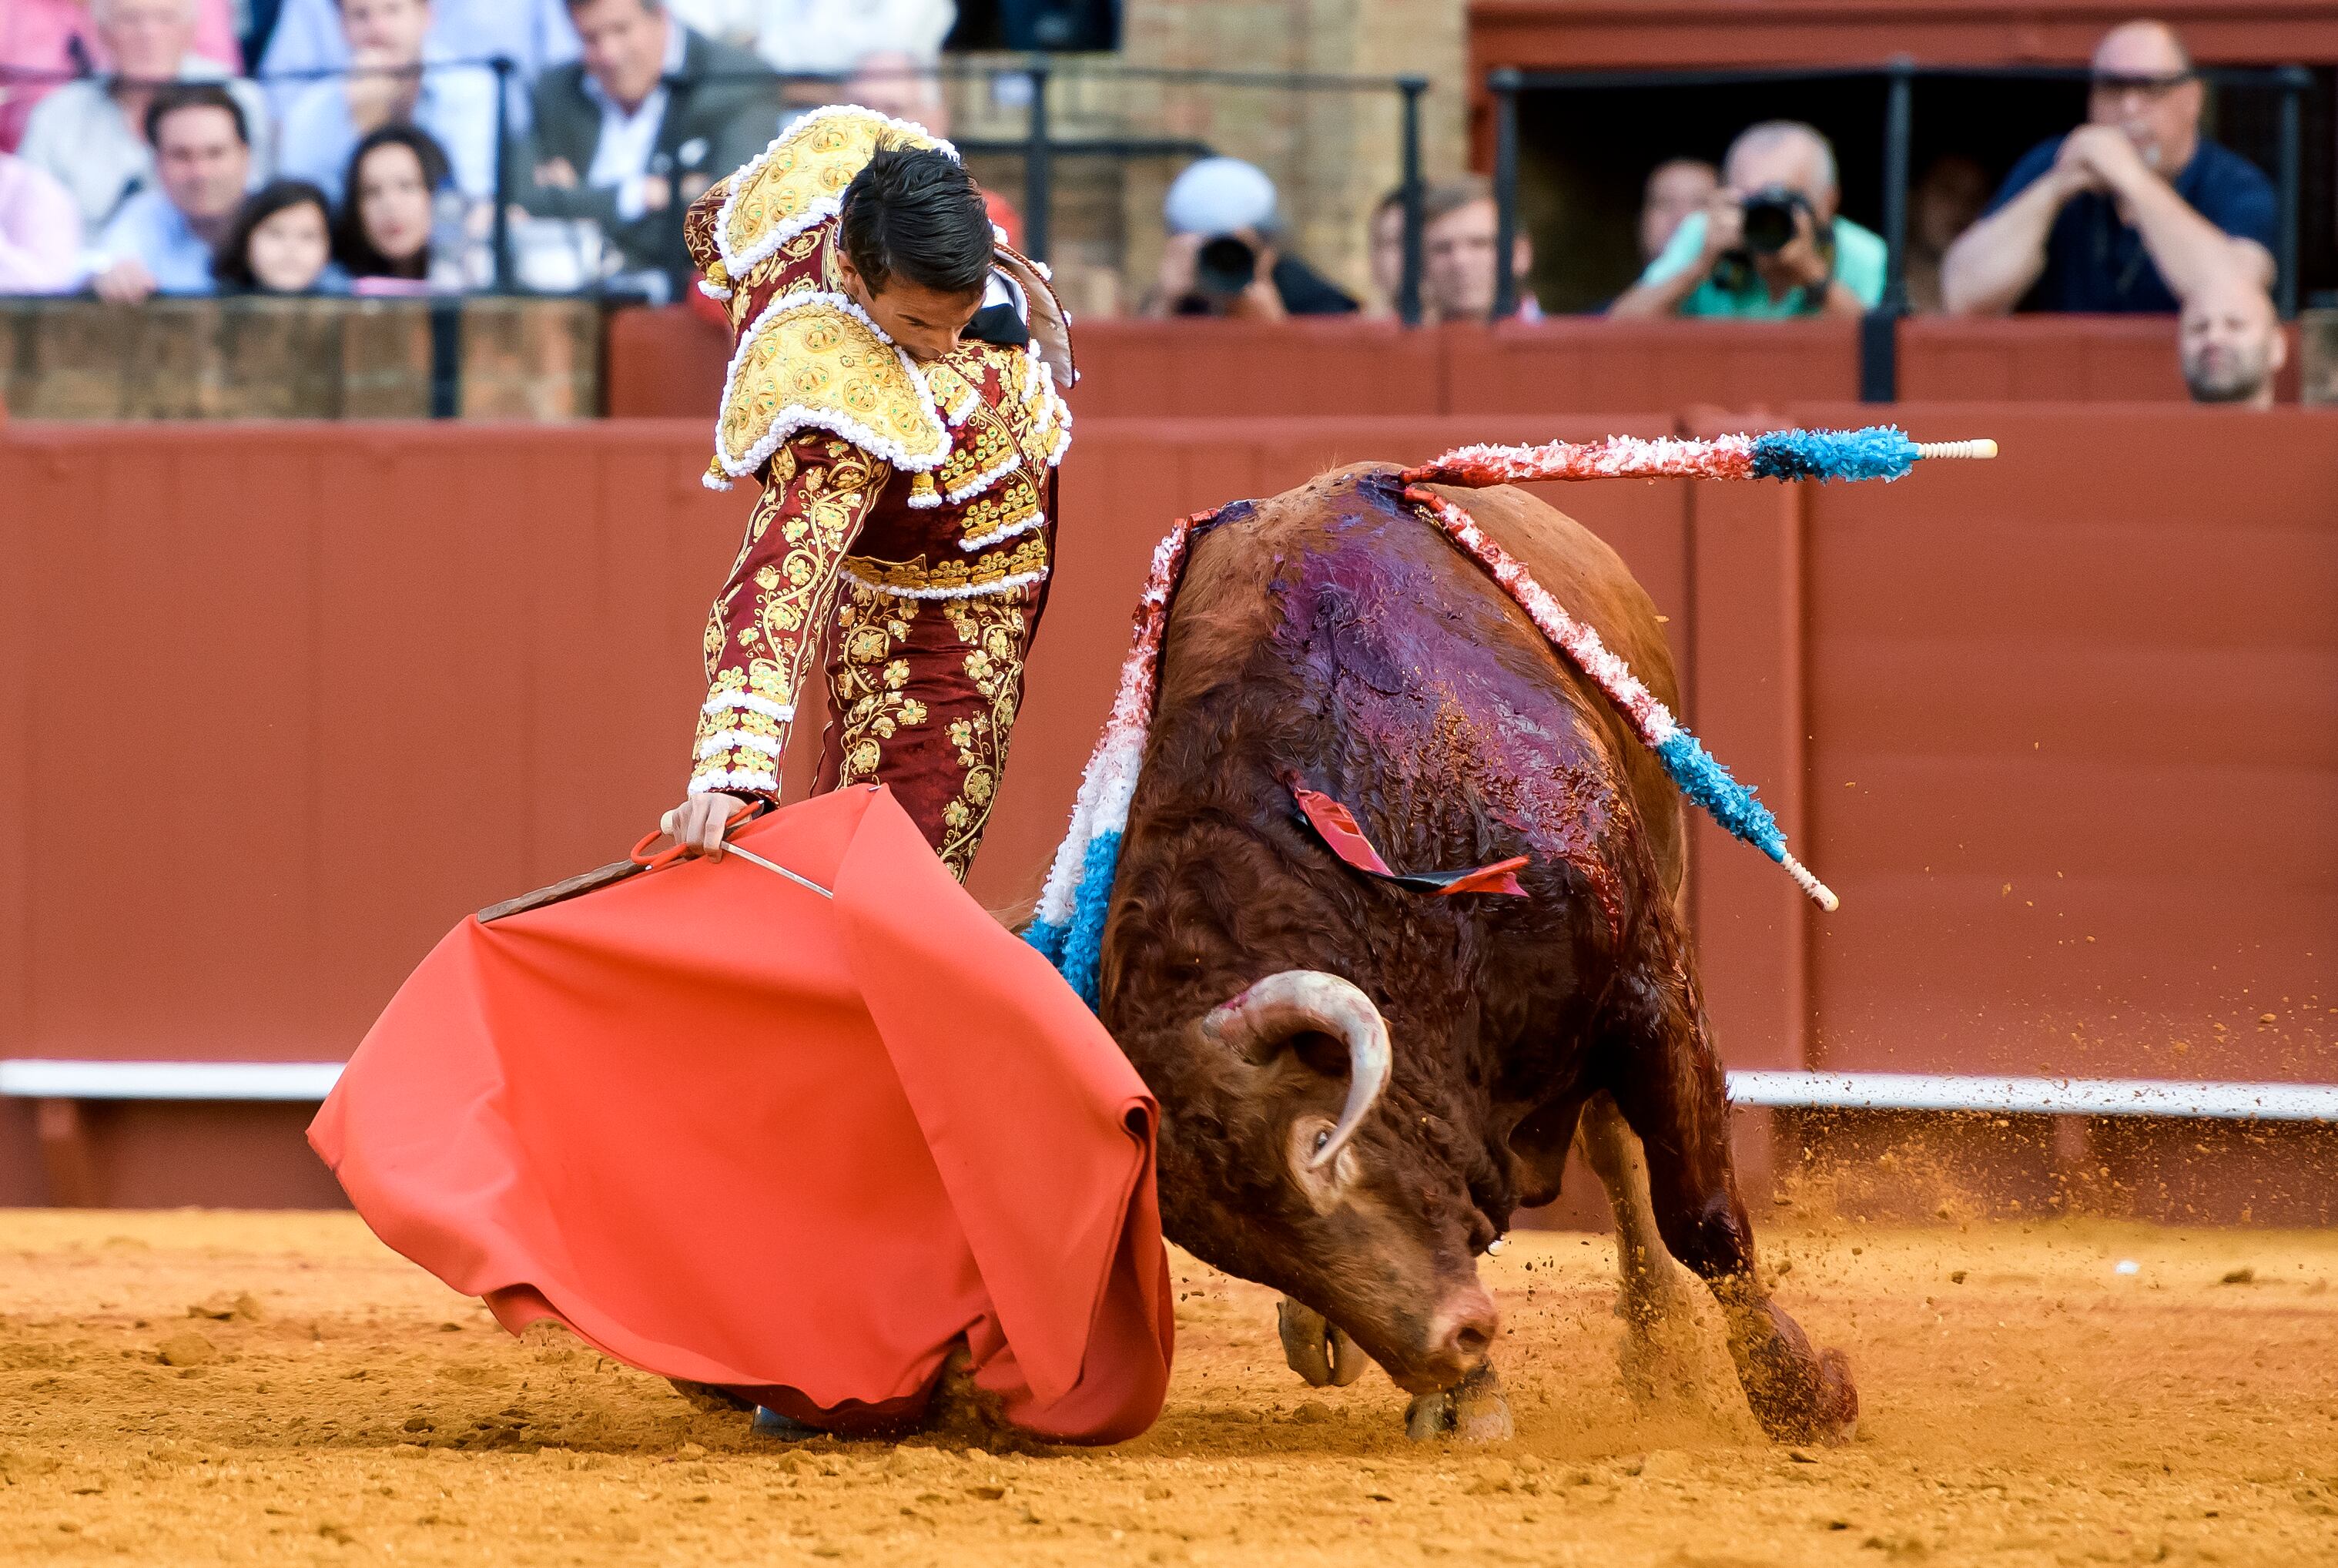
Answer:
[{"left": 1, "top": 1210, "right": 2333, "bottom": 1566}]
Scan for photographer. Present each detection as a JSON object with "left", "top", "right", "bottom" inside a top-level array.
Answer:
[
  {"left": 1141, "top": 156, "right": 1357, "bottom": 320},
  {"left": 1609, "top": 121, "right": 1882, "bottom": 320}
]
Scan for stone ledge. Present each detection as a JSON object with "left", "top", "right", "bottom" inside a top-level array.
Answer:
[{"left": 0, "top": 296, "right": 602, "bottom": 420}]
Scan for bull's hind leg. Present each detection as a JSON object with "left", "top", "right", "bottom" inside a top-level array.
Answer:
[
  {"left": 1575, "top": 1092, "right": 1715, "bottom": 1406},
  {"left": 1606, "top": 973, "right": 1857, "bottom": 1445}
]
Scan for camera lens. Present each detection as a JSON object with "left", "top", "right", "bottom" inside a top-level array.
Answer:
[
  {"left": 1194, "top": 234, "right": 1258, "bottom": 296},
  {"left": 1739, "top": 187, "right": 1802, "bottom": 256}
]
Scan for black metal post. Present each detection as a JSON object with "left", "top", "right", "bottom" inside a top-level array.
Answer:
[
  {"left": 2276, "top": 65, "right": 2306, "bottom": 319},
  {"left": 491, "top": 55, "right": 513, "bottom": 293},
  {"left": 1023, "top": 55, "right": 1053, "bottom": 264},
  {"left": 1489, "top": 66, "right": 1521, "bottom": 322},
  {"left": 1396, "top": 75, "right": 1427, "bottom": 328},
  {"left": 1881, "top": 56, "right": 1913, "bottom": 314}
]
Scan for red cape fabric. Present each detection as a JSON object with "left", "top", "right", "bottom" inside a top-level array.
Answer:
[{"left": 309, "top": 785, "right": 1172, "bottom": 1442}]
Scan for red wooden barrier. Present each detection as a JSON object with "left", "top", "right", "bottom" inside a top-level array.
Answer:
[
  {"left": 1899, "top": 316, "right": 2303, "bottom": 404},
  {"left": 5, "top": 404, "right": 2334, "bottom": 1208}
]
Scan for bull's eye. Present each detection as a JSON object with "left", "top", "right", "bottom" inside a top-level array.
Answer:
[{"left": 1312, "top": 1129, "right": 1331, "bottom": 1154}]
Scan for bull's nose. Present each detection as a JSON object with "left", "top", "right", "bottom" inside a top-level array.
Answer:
[{"left": 1427, "top": 1285, "right": 1500, "bottom": 1374}]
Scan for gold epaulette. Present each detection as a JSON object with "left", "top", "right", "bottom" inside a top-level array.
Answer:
[
  {"left": 712, "top": 105, "right": 959, "bottom": 283},
  {"left": 705, "top": 292, "right": 950, "bottom": 490}
]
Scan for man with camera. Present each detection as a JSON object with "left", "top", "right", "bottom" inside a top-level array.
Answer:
[
  {"left": 1609, "top": 121, "right": 1883, "bottom": 320},
  {"left": 1141, "top": 156, "right": 1358, "bottom": 320}
]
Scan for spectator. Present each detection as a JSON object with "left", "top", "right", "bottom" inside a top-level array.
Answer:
[
  {"left": 2, "top": 0, "right": 237, "bottom": 149},
  {"left": 333, "top": 122, "right": 452, "bottom": 287},
  {"left": 19, "top": 0, "right": 270, "bottom": 233},
  {"left": 668, "top": 0, "right": 953, "bottom": 79},
  {"left": 1365, "top": 186, "right": 1405, "bottom": 317},
  {"left": 1901, "top": 154, "right": 1988, "bottom": 313},
  {"left": 276, "top": 0, "right": 498, "bottom": 203},
  {"left": 1941, "top": 21, "right": 2274, "bottom": 315},
  {"left": 2179, "top": 266, "right": 2285, "bottom": 407},
  {"left": 1639, "top": 157, "right": 1717, "bottom": 262},
  {"left": 1609, "top": 120, "right": 1881, "bottom": 320},
  {"left": 1421, "top": 174, "right": 1539, "bottom": 323},
  {"left": 213, "top": 176, "right": 343, "bottom": 291},
  {"left": 257, "top": 0, "right": 577, "bottom": 125},
  {"left": 0, "top": 149, "right": 82, "bottom": 293},
  {"left": 840, "top": 48, "right": 947, "bottom": 136},
  {"left": 89, "top": 82, "right": 253, "bottom": 300},
  {"left": 1142, "top": 156, "right": 1356, "bottom": 320},
  {"left": 523, "top": 0, "right": 774, "bottom": 293}
]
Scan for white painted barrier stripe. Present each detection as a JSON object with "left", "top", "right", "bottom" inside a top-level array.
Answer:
[
  {"left": 0, "top": 1060, "right": 347, "bottom": 1101},
  {"left": 2, "top": 1060, "right": 2333, "bottom": 1121},
  {"left": 1727, "top": 1071, "right": 2338, "bottom": 1123}
]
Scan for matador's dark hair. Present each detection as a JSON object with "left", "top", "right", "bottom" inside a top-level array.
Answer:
[{"left": 838, "top": 143, "right": 993, "bottom": 298}]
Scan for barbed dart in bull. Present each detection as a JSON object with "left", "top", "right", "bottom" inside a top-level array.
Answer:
[
  {"left": 1029, "top": 427, "right": 1995, "bottom": 1004},
  {"left": 1398, "top": 424, "right": 1998, "bottom": 914}
]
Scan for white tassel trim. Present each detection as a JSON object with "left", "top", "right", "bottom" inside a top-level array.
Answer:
[
  {"left": 696, "top": 728, "right": 785, "bottom": 759},
  {"left": 690, "top": 766, "right": 778, "bottom": 794},
  {"left": 710, "top": 290, "right": 946, "bottom": 482},
  {"left": 712, "top": 106, "right": 962, "bottom": 279},
  {"left": 839, "top": 565, "right": 1049, "bottom": 601},
  {"left": 958, "top": 511, "right": 1044, "bottom": 551},
  {"left": 697, "top": 278, "right": 732, "bottom": 302},
  {"left": 702, "top": 471, "right": 735, "bottom": 491},
  {"left": 906, "top": 485, "right": 943, "bottom": 509},
  {"left": 701, "top": 689, "right": 794, "bottom": 722}
]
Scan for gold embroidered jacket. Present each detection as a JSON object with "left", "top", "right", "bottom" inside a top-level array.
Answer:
[{"left": 678, "top": 106, "right": 1075, "bottom": 802}]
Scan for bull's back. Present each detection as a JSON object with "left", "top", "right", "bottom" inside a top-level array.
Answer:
[{"left": 1158, "top": 464, "right": 1687, "bottom": 896}]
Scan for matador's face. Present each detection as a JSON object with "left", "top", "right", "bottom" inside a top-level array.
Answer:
[{"left": 837, "top": 253, "right": 986, "bottom": 365}]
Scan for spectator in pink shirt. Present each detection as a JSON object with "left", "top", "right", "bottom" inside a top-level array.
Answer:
[
  {"left": 0, "top": 149, "right": 82, "bottom": 293},
  {"left": 0, "top": 0, "right": 238, "bottom": 149}
]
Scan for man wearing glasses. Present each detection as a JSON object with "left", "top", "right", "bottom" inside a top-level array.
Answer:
[{"left": 1941, "top": 18, "right": 2274, "bottom": 314}]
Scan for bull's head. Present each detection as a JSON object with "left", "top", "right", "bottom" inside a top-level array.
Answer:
[{"left": 1149, "top": 967, "right": 1499, "bottom": 1395}]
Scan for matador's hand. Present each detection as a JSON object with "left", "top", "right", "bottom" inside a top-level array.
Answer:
[{"left": 662, "top": 792, "right": 748, "bottom": 860}]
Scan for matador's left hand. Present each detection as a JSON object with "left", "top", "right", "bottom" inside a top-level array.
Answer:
[{"left": 662, "top": 792, "right": 748, "bottom": 859}]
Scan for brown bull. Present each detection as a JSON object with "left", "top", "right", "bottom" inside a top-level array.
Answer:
[{"left": 1097, "top": 464, "right": 1857, "bottom": 1442}]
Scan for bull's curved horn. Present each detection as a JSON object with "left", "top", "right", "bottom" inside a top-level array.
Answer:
[{"left": 1201, "top": 971, "right": 1392, "bottom": 1171}]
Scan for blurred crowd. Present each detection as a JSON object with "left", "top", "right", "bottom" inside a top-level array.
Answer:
[
  {"left": 0, "top": 0, "right": 954, "bottom": 302},
  {"left": 0, "top": 6, "right": 2294, "bottom": 407}
]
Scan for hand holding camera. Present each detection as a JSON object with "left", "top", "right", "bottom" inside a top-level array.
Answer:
[{"left": 1704, "top": 184, "right": 1834, "bottom": 292}]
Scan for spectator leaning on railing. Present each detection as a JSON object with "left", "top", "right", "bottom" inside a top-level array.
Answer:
[
  {"left": 1610, "top": 121, "right": 1881, "bottom": 320},
  {"left": 522, "top": 0, "right": 775, "bottom": 295},
  {"left": 275, "top": 0, "right": 498, "bottom": 203},
  {"left": 2178, "top": 266, "right": 2285, "bottom": 408},
  {"left": 18, "top": 0, "right": 271, "bottom": 233},
  {"left": 1901, "top": 154, "right": 1988, "bottom": 313},
  {"left": 0, "top": 149, "right": 83, "bottom": 293},
  {"left": 1941, "top": 20, "right": 2274, "bottom": 315},
  {"left": 89, "top": 81, "right": 254, "bottom": 300}
]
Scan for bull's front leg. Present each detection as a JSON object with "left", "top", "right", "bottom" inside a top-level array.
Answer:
[
  {"left": 1607, "top": 979, "right": 1857, "bottom": 1445},
  {"left": 1575, "top": 1091, "right": 1714, "bottom": 1406}
]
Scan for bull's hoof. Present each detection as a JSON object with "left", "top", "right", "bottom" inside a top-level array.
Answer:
[
  {"left": 1404, "top": 1365, "right": 1512, "bottom": 1443},
  {"left": 1751, "top": 1346, "right": 1859, "bottom": 1447},
  {"left": 1277, "top": 1298, "right": 1369, "bottom": 1389}
]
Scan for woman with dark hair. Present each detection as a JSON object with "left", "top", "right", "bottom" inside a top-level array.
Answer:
[
  {"left": 333, "top": 124, "right": 454, "bottom": 290},
  {"left": 213, "top": 179, "right": 344, "bottom": 294}
]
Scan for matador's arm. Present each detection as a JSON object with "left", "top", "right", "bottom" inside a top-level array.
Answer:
[{"left": 688, "top": 434, "right": 892, "bottom": 802}]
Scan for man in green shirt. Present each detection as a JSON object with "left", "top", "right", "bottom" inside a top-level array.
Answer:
[{"left": 1610, "top": 120, "right": 1884, "bottom": 320}]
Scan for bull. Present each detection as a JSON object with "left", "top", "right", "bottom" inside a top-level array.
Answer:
[{"left": 1096, "top": 464, "right": 1857, "bottom": 1442}]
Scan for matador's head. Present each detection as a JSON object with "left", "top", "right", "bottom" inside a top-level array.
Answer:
[{"left": 834, "top": 145, "right": 995, "bottom": 365}]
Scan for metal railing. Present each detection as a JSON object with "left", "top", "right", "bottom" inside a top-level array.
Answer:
[{"left": 1487, "top": 59, "right": 2316, "bottom": 327}]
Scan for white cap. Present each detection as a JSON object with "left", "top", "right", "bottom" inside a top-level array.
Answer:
[{"left": 1164, "top": 156, "right": 1278, "bottom": 236}]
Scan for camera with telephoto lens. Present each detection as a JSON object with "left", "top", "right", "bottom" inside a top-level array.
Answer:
[
  {"left": 1737, "top": 185, "right": 1813, "bottom": 256},
  {"left": 1194, "top": 233, "right": 1258, "bottom": 296}
]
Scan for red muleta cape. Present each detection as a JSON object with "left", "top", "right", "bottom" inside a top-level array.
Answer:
[{"left": 310, "top": 785, "right": 1172, "bottom": 1442}]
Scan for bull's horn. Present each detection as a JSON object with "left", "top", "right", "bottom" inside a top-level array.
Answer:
[{"left": 1201, "top": 971, "right": 1392, "bottom": 1171}]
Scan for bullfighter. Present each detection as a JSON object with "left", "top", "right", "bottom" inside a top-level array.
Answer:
[{"left": 665, "top": 105, "right": 1074, "bottom": 880}]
